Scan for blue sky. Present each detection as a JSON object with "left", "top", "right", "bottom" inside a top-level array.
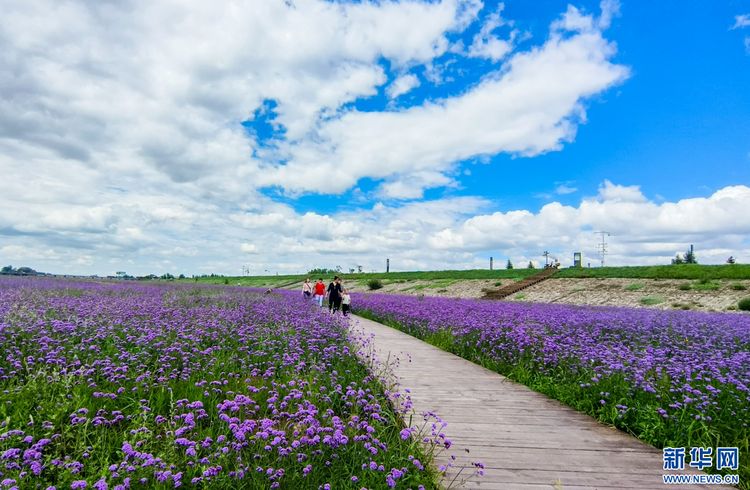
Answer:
[
  {"left": 1, "top": 0, "right": 749, "bottom": 275},
  {"left": 253, "top": 0, "right": 750, "bottom": 215}
]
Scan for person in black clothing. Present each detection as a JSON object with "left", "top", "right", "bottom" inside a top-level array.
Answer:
[{"left": 327, "top": 276, "right": 343, "bottom": 313}]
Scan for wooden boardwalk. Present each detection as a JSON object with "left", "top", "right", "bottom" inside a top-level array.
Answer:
[
  {"left": 349, "top": 315, "right": 731, "bottom": 490},
  {"left": 481, "top": 268, "right": 558, "bottom": 300}
]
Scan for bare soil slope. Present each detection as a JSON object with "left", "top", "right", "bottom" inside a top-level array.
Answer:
[{"left": 341, "top": 277, "right": 750, "bottom": 313}]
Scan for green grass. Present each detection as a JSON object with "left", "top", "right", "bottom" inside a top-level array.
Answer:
[
  {"left": 427, "top": 279, "right": 460, "bottom": 289},
  {"left": 640, "top": 295, "right": 664, "bottom": 306},
  {"left": 515, "top": 293, "right": 527, "bottom": 300},
  {"left": 188, "top": 269, "right": 541, "bottom": 288},
  {"left": 691, "top": 279, "right": 721, "bottom": 291},
  {"left": 554, "top": 264, "right": 750, "bottom": 280},
  {"left": 186, "top": 264, "right": 750, "bottom": 290},
  {"left": 624, "top": 282, "right": 645, "bottom": 291},
  {"left": 731, "top": 282, "right": 747, "bottom": 291}
]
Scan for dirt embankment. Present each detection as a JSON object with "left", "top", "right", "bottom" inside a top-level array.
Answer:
[{"left": 340, "top": 278, "right": 750, "bottom": 313}]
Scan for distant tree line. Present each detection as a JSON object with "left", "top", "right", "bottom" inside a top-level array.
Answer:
[{"left": 0, "top": 265, "right": 37, "bottom": 276}]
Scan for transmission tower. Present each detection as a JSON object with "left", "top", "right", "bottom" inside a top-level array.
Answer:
[{"left": 594, "top": 232, "right": 610, "bottom": 267}]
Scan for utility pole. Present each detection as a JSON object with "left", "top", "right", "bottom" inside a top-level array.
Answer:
[
  {"left": 595, "top": 231, "right": 610, "bottom": 267},
  {"left": 386, "top": 259, "right": 390, "bottom": 273},
  {"left": 543, "top": 251, "right": 550, "bottom": 267}
]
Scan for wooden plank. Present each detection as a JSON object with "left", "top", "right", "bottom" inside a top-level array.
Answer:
[{"left": 349, "top": 315, "right": 733, "bottom": 490}]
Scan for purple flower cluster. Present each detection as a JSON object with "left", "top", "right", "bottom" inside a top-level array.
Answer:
[
  {"left": 355, "top": 293, "right": 750, "bottom": 478},
  {"left": 0, "top": 277, "right": 439, "bottom": 489}
]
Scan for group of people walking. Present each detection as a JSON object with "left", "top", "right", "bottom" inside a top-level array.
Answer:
[{"left": 302, "top": 276, "right": 351, "bottom": 316}]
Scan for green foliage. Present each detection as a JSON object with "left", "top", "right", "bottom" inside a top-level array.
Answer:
[
  {"left": 527, "top": 261, "right": 535, "bottom": 269},
  {"left": 493, "top": 281, "right": 503, "bottom": 287},
  {"left": 307, "top": 267, "right": 333, "bottom": 276},
  {"left": 683, "top": 247, "right": 698, "bottom": 264},
  {"left": 0, "top": 265, "right": 37, "bottom": 276},
  {"left": 223, "top": 278, "right": 229, "bottom": 285},
  {"left": 691, "top": 279, "right": 720, "bottom": 291},
  {"left": 624, "top": 282, "right": 645, "bottom": 291},
  {"left": 731, "top": 282, "right": 747, "bottom": 291},
  {"left": 672, "top": 247, "right": 697, "bottom": 265},
  {"left": 427, "top": 279, "right": 459, "bottom": 289},
  {"left": 555, "top": 264, "right": 750, "bottom": 280},
  {"left": 515, "top": 293, "right": 527, "bottom": 299},
  {"left": 738, "top": 297, "right": 750, "bottom": 311},
  {"left": 640, "top": 295, "right": 664, "bottom": 306},
  {"left": 367, "top": 278, "right": 383, "bottom": 290},
  {"left": 506, "top": 259, "right": 514, "bottom": 270},
  {"left": 679, "top": 283, "right": 692, "bottom": 291}
]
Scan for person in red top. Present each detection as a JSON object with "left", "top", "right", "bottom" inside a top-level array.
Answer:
[{"left": 313, "top": 278, "right": 326, "bottom": 307}]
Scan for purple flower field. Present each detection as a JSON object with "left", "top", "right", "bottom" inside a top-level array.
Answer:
[
  {"left": 0, "top": 277, "right": 442, "bottom": 489},
  {"left": 354, "top": 293, "right": 750, "bottom": 483}
]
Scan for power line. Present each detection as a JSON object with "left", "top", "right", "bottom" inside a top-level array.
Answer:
[{"left": 594, "top": 231, "right": 610, "bottom": 267}]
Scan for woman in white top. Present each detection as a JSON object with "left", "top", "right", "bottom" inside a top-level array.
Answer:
[{"left": 302, "top": 277, "right": 313, "bottom": 300}]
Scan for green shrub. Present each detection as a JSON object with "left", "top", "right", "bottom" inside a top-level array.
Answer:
[
  {"left": 739, "top": 297, "right": 750, "bottom": 311},
  {"left": 731, "top": 282, "right": 747, "bottom": 291},
  {"left": 640, "top": 295, "right": 664, "bottom": 306},
  {"left": 678, "top": 283, "right": 692, "bottom": 291},
  {"left": 625, "top": 282, "right": 645, "bottom": 291},
  {"left": 493, "top": 281, "right": 503, "bottom": 287},
  {"left": 692, "top": 280, "right": 720, "bottom": 291},
  {"left": 367, "top": 279, "right": 383, "bottom": 290},
  {"left": 515, "top": 293, "right": 527, "bottom": 299},
  {"left": 224, "top": 278, "right": 229, "bottom": 285}
]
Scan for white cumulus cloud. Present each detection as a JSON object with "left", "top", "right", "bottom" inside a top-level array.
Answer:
[
  {"left": 467, "top": 3, "right": 516, "bottom": 62},
  {"left": 732, "top": 14, "right": 750, "bottom": 29},
  {"left": 259, "top": 3, "right": 630, "bottom": 194},
  {"left": 386, "top": 74, "right": 421, "bottom": 99}
]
